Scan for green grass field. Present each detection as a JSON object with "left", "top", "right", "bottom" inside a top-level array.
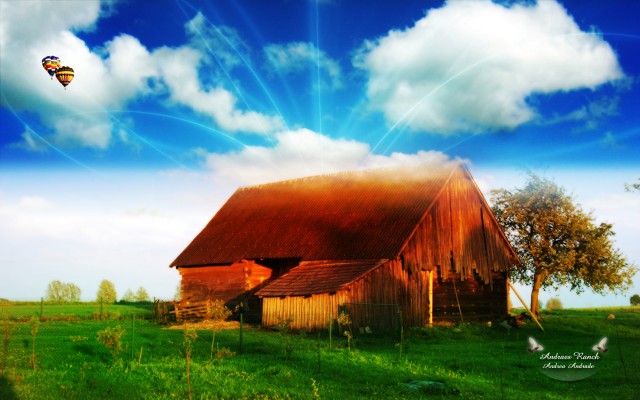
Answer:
[
  {"left": 0, "top": 302, "right": 152, "bottom": 321},
  {"left": 1, "top": 304, "right": 638, "bottom": 399}
]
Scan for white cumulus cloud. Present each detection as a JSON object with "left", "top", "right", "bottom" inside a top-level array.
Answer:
[
  {"left": 204, "top": 128, "right": 459, "bottom": 186},
  {"left": 0, "top": 1, "right": 159, "bottom": 150},
  {"left": 155, "top": 46, "right": 284, "bottom": 134},
  {"left": 0, "top": 1, "right": 284, "bottom": 153},
  {"left": 354, "top": 0, "right": 624, "bottom": 134}
]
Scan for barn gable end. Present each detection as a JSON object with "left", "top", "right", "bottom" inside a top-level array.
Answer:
[{"left": 400, "top": 166, "right": 516, "bottom": 283}]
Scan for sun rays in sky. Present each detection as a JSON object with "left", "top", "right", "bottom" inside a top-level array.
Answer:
[{"left": 0, "top": 0, "right": 638, "bottom": 303}]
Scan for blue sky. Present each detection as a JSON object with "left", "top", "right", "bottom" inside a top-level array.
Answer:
[{"left": 1, "top": 0, "right": 638, "bottom": 306}]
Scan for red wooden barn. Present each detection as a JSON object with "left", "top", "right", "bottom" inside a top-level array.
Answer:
[{"left": 170, "top": 162, "right": 519, "bottom": 330}]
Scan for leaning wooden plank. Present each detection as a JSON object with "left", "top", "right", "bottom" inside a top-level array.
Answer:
[{"left": 507, "top": 280, "right": 544, "bottom": 332}]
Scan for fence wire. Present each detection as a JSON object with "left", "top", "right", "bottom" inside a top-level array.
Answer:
[{"left": 340, "top": 303, "right": 402, "bottom": 336}]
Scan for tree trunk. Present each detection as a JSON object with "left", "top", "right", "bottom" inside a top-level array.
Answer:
[{"left": 530, "top": 273, "right": 543, "bottom": 317}]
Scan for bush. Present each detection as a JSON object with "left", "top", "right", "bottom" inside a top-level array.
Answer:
[
  {"left": 207, "top": 299, "right": 232, "bottom": 321},
  {"left": 96, "top": 325, "right": 126, "bottom": 362},
  {"left": 631, "top": 294, "right": 640, "bottom": 306},
  {"left": 215, "top": 347, "right": 236, "bottom": 359},
  {"left": 546, "top": 298, "right": 563, "bottom": 311}
]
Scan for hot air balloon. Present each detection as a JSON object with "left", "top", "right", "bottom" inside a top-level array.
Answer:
[
  {"left": 41, "top": 56, "right": 61, "bottom": 79},
  {"left": 55, "top": 66, "right": 74, "bottom": 90}
]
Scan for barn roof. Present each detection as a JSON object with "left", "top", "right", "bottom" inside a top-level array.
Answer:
[
  {"left": 171, "top": 161, "right": 461, "bottom": 267},
  {"left": 255, "top": 260, "right": 385, "bottom": 297}
]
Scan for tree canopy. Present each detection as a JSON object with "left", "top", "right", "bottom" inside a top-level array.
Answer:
[
  {"left": 45, "top": 280, "right": 81, "bottom": 303},
  {"left": 121, "top": 287, "right": 150, "bottom": 302},
  {"left": 96, "top": 280, "right": 117, "bottom": 303},
  {"left": 625, "top": 178, "right": 639, "bottom": 192},
  {"left": 135, "top": 287, "right": 149, "bottom": 302},
  {"left": 174, "top": 283, "right": 182, "bottom": 302},
  {"left": 121, "top": 289, "right": 135, "bottom": 302},
  {"left": 491, "top": 173, "right": 636, "bottom": 315}
]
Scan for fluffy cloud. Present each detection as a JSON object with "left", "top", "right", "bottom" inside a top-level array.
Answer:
[
  {"left": 0, "top": 1, "right": 157, "bottom": 150},
  {"left": 205, "top": 128, "right": 367, "bottom": 184},
  {"left": 0, "top": 1, "right": 283, "bottom": 152},
  {"left": 0, "top": 0, "right": 100, "bottom": 50},
  {"left": 204, "top": 128, "right": 458, "bottom": 186},
  {"left": 155, "top": 46, "right": 284, "bottom": 134},
  {"left": 354, "top": 0, "right": 624, "bottom": 134},
  {"left": 264, "top": 42, "right": 342, "bottom": 88}
]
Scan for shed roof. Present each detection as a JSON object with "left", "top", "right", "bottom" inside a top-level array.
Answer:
[
  {"left": 256, "top": 260, "right": 385, "bottom": 297},
  {"left": 171, "top": 162, "right": 460, "bottom": 267}
]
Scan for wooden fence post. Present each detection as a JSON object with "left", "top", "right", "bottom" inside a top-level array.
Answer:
[
  {"left": 428, "top": 270, "right": 433, "bottom": 326},
  {"left": 131, "top": 312, "right": 135, "bottom": 360},
  {"left": 239, "top": 312, "right": 244, "bottom": 354},
  {"left": 328, "top": 315, "right": 332, "bottom": 349}
]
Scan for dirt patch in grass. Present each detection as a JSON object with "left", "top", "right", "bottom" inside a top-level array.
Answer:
[{"left": 164, "top": 320, "right": 240, "bottom": 331}]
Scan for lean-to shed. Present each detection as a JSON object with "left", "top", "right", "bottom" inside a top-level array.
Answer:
[{"left": 170, "top": 162, "right": 519, "bottom": 329}]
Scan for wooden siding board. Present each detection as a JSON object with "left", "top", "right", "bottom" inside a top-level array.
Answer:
[
  {"left": 262, "top": 292, "right": 347, "bottom": 330},
  {"left": 179, "top": 261, "right": 272, "bottom": 307},
  {"left": 400, "top": 167, "right": 515, "bottom": 285},
  {"left": 432, "top": 272, "right": 507, "bottom": 322}
]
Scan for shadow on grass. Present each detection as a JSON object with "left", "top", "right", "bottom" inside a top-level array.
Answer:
[
  {"left": 73, "top": 343, "right": 97, "bottom": 356},
  {"left": 0, "top": 375, "right": 18, "bottom": 400}
]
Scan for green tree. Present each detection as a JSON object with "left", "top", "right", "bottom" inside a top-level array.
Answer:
[
  {"left": 174, "top": 283, "right": 182, "bottom": 302},
  {"left": 631, "top": 294, "right": 640, "bottom": 306},
  {"left": 121, "top": 289, "right": 135, "bottom": 302},
  {"left": 491, "top": 173, "right": 636, "bottom": 316},
  {"left": 45, "top": 280, "right": 66, "bottom": 303},
  {"left": 62, "top": 283, "right": 81, "bottom": 302},
  {"left": 96, "top": 280, "right": 117, "bottom": 303},
  {"left": 546, "top": 297, "right": 563, "bottom": 311},
  {"left": 624, "top": 178, "right": 639, "bottom": 192},
  {"left": 45, "top": 280, "right": 81, "bottom": 303},
  {"left": 135, "top": 286, "right": 149, "bottom": 302}
]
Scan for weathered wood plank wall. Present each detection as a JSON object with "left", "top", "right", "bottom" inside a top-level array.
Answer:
[
  {"left": 262, "top": 262, "right": 506, "bottom": 330},
  {"left": 262, "top": 260, "right": 408, "bottom": 330},
  {"left": 262, "top": 292, "right": 348, "bottom": 330},
  {"left": 431, "top": 271, "right": 508, "bottom": 322},
  {"left": 401, "top": 167, "right": 516, "bottom": 284},
  {"left": 179, "top": 261, "right": 272, "bottom": 304}
]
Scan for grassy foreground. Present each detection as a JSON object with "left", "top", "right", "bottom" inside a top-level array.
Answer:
[{"left": 0, "top": 304, "right": 638, "bottom": 399}]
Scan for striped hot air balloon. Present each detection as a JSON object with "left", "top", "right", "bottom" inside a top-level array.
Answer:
[
  {"left": 41, "top": 55, "right": 61, "bottom": 79},
  {"left": 55, "top": 66, "right": 74, "bottom": 90}
]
